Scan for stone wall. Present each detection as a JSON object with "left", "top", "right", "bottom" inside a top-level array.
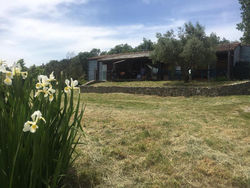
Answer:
[{"left": 80, "top": 81, "right": 250, "bottom": 97}]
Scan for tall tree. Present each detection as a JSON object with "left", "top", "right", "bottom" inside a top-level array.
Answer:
[
  {"left": 17, "top": 59, "right": 28, "bottom": 70},
  {"left": 90, "top": 48, "right": 101, "bottom": 56},
  {"left": 151, "top": 30, "right": 182, "bottom": 66},
  {"left": 108, "top": 44, "right": 133, "bottom": 54},
  {"left": 237, "top": 0, "right": 250, "bottom": 44},
  {"left": 134, "top": 38, "right": 155, "bottom": 51},
  {"left": 152, "top": 22, "right": 217, "bottom": 81}
]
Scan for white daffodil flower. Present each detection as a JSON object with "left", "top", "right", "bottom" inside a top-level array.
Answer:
[
  {"left": 48, "top": 72, "right": 56, "bottom": 82},
  {"left": 23, "top": 121, "right": 32, "bottom": 132},
  {"left": 35, "top": 73, "right": 57, "bottom": 102},
  {"left": 0, "top": 60, "right": 7, "bottom": 72},
  {"left": 21, "top": 72, "right": 28, "bottom": 79},
  {"left": 64, "top": 78, "right": 79, "bottom": 94},
  {"left": 49, "top": 95, "right": 54, "bottom": 102},
  {"left": 34, "top": 90, "right": 42, "bottom": 97},
  {"left": 64, "top": 79, "right": 71, "bottom": 93},
  {"left": 5, "top": 71, "right": 13, "bottom": 79},
  {"left": 11, "top": 62, "right": 22, "bottom": 76},
  {"left": 0, "top": 63, "right": 7, "bottom": 73},
  {"left": 43, "top": 87, "right": 49, "bottom": 98},
  {"left": 37, "top": 75, "right": 49, "bottom": 87},
  {"left": 43, "top": 85, "right": 55, "bottom": 101},
  {"left": 4, "top": 76, "right": 12, "bottom": 85},
  {"left": 47, "top": 86, "right": 56, "bottom": 96},
  {"left": 30, "top": 123, "right": 39, "bottom": 133},
  {"left": 23, "top": 121, "right": 39, "bottom": 133},
  {"left": 31, "top": 110, "right": 46, "bottom": 123},
  {"left": 0, "top": 59, "right": 5, "bottom": 65},
  {"left": 36, "top": 82, "right": 42, "bottom": 89},
  {"left": 23, "top": 110, "right": 46, "bottom": 133}
]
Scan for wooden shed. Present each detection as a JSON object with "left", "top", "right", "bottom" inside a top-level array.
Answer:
[
  {"left": 216, "top": 42, "right": 250, "bottom": 79},
  {"left": 87, "top": 51, "right": 161, "bottom": 81},
  {"left": 87, "top": 43, "right": 250, "bottom": 81}
]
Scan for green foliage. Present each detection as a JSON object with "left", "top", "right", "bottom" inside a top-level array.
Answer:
[
  {"left": 181, "top": 37, "right": 206, "bottom": 68},
  {"left": 134, "top": 38, "right": 155, "bottom": 51},
  {"left": 17, "top": 59, "right": 28, "bottom": 71},
  {"left": 28, "top": 38, "right": 154, "bottom": 83},
  {"left": 237, "top": 0, "right": 250, "bottom": 44},
  {"left": 151, "top": 30, "right": 183, "bottom": 65},
  {"left": 108, "top": 44, "right": 134, "bottom": 54},
  {"left": 152, "top": 22, "right": 217, "bottom": 81},
  {"left": 42, "top": 49, "right": 99, "bottom": 83},
  {"left": 0, "top": 70, "right": 84, "bottom": 187}
]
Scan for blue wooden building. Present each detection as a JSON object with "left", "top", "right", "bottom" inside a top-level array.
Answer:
[
  {"left": 87, "top": 43, "right": 250, "bottom": 81},
  {"left": 217, "top": 42, "right": 250, "bottom": 79}
]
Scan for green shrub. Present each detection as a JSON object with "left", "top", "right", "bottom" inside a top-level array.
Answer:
[{"left": 0, "top": 61, "right": 84, "bottom": 188}]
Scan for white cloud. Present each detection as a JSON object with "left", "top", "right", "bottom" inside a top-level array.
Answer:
[
  {"left": 0, "top": 0, "right": 243, "bottom": 66},
  {"left": 207, "top": 23, "right": 242, "bottom": 41},
  {"left": 0, "top": 0, "right": 89, "bottom": 17},
  {"left": 0, "top": 6, "right": 185, "bottom": 66}
]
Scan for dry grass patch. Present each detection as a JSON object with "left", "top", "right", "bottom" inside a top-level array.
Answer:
[
  {"left": 73, "top": 93, "right": 250, "bottom": 187},
  {"left": 91, "top": 80, "right": 247, "bottom": 88}
]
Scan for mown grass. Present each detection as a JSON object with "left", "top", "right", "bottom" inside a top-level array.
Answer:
[
  {"left": 91, "top": 80, "right": 247, "bottom": 88},
  {"left": 73, "top": 93, "right": 250, "bottom": 187}
]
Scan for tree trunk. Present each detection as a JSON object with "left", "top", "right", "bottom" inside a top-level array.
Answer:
[{"left": 182, "top": 66, "right": 189, "bottom": 82}]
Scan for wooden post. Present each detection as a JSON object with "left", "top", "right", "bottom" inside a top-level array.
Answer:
[
  {"left": 227, "top": 51, "right": 231, "bottom": 80},
  {"left": 207, "top": 64, "right": 210, "bottom": 81}
]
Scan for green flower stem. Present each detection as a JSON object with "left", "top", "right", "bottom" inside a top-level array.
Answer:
[{"left": 9, "top": 132, "right": 23, "bottom": 188}]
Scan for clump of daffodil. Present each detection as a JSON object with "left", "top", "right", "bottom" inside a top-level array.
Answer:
[
  {"left": 23, "top": 110, "right": 46, "bottom": 133},
  {"left": 0, "top": 60, "right": 7, "bottom": 72},
  {"left": 0, "top": 61, "right": 28, "bottom": 85},
  {"left": 35, "top": 72, "right": 56, "bottom": 102},
  {"left": 64, "top": 78, "right": 79, "bottom": 94}
]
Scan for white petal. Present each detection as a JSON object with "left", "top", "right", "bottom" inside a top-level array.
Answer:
[
  {"left": 50, "top": 88, "right": 56, "bottom": 94},
  {"left": 23, "top": 122, "right": 31, "bottom": 132},
  {"left": 38, "top": 75, "right": 43, "bottom": 82},
  {"left": 0, "top": 65, "right": 6, "bottom": 72},
  {"left": 73, "top": 80, "right": 78, "bottom": 87},
  {"left": 5, "top": 71, "right": 13, "bottom": 79},
  {"left": 64, "top": 87, "right": 71, "bottom": 93},
  {"left": 30, "top": 124, "right": 38, "bottom": 133},
  {"left": 49, "top": 72, "right": 55, "bottom": 80},
  {"left": 31, "top": 111, "right": 42, "bottom": 122},
  {"left": 49, "top": 95, "right": 54, "bottom": 102},
  {"left": 41, "top": 117, "right": 46, "bottom": 123},
  {"left": 42, "top": 76, "right": 49, "bottom": 84},
  {"left": 65, "top": 79, "right": 70, "bottom": 86}
]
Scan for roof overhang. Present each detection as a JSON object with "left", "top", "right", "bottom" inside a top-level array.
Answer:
[{"left": 88, "top": 51, "right": 151, "bottom": 62}]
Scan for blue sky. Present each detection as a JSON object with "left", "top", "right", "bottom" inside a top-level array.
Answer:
[{"left": 0, "top": 0, "right": 242, "bottom": 66}]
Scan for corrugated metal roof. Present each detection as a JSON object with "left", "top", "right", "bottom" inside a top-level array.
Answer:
[
  {"left": 88, "top": 51, "right": 151, "bottom": 61},
  {"left": 217, "top": 42, "right": 241, "bottom": 52}
]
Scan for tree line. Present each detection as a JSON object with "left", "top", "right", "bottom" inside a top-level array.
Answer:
[
  {"left": 28, "top": 22, "right": 231, "bottom": 83},
  {"left": 26, "top": 0, "right": 249, "bottom": 83},
  {"left": 27, "top": 38, "right": 155, "bottom": 84}
]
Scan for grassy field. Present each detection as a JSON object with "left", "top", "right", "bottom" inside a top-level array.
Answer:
[
  {"left": 91, "top": 80, "right": 247, "bottom": 88},
  {"left": 73, "top": 93, "right": 250, "bottom": 187}
]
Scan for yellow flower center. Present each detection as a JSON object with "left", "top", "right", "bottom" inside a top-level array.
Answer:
[
  {"left": 6, "top": 72, "right": 12, "bottom": 77},
  {"left": 31, "top": 124, "right": 37, "bottom": 129},
  {"left": 36, "top": 83, "right": 42, "bottom": 89},
  {"left": 4, "top": 77, "right": 12, "bottom": 85}
]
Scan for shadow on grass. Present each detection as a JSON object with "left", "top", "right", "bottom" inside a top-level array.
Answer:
[{"left": 63, "top": 167, "right": 102, "bottom": 188}]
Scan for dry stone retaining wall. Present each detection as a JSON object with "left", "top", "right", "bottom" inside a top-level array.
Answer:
[{"left": 80, "top": 81, "right": 250, "bottom": 97}]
